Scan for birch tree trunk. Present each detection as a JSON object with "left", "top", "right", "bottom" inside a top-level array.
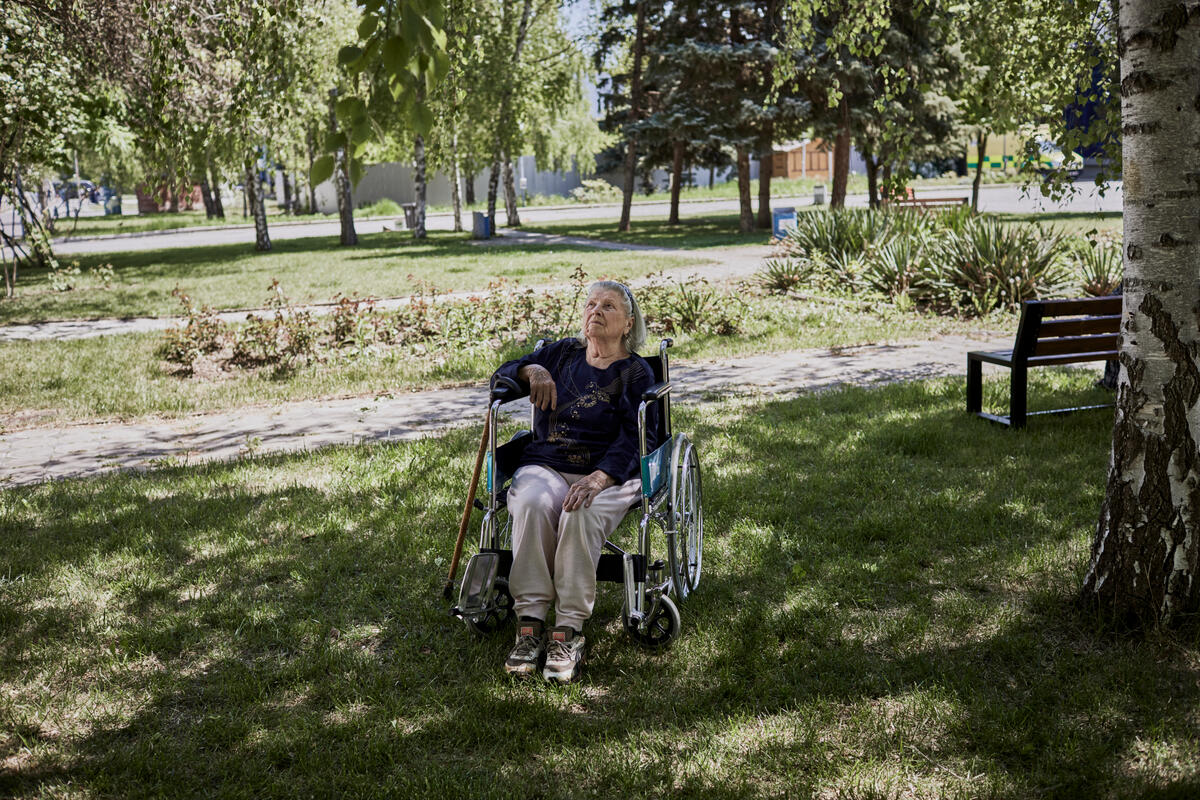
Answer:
[
  {"left": 619, "top": 0, "right": 647, "bottom": 233},
  {"left": 736, "top": 145, "right": 754, "bottom": 233},
  {"left": 330, "top": 90, "right": 357, "bottom": 246},
  {"left": 207, "top": 160, "right": 225, "bottom": 220},
  {"left": 413, "top": 133, "right": 428, "bottom": 239},
  {"left": 246, "top": 164, "right": 271, "bottom": 252},
  {"left": 503, "top": 155, "right": 521, "bottom": 227},
  {"left": 971, "top": 132, "right": 987, "bottom": 213},
  {"left": 1080, "top": 0, "right": 1200, "bottom": 628},
  {"left": 199, "top": 177, "right": 216, "bottom": 219},
  {"left": 451, "top": 130, "right": 463, "bottom": 233}
]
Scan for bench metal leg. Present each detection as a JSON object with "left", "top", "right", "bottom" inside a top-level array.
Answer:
[
  {"left": 1010, "top": 364, "right": 1028, "bottom": 428},
  {"left": 966, "top": 357, "right": 982, "bottom": 414}
]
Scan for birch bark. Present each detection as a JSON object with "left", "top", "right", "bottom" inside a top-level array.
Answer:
[{"left": 1081, "top": 0, "right": 1200, "bottom": 626}]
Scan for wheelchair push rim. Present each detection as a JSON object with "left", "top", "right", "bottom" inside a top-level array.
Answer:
[{"left": 667, "top": 434, "right": 703, "bottom": 599}]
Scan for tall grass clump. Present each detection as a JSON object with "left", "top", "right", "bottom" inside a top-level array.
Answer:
[{"left": 761, "top": 208, "right": 1076, "bottom": 316}]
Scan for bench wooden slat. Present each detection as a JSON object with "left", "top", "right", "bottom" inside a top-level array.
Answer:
[
  {"left": 1032, "top": 334, "right": 1120, "bottom": 357},
  {"left": 1027, "top": 351, "right": 1117, "bottom": 366},
  {"left": 1038, "top": 315, "right": 1122, "bottom": 337},
  {"left": 1031, "top": 296, "right": 1122, "bottom": 317}
]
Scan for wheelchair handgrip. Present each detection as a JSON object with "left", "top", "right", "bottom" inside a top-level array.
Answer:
[
  {"left": 489, "top": 374, "right": 529, "bottom": 404},
  {"left": 641, "top": 381, "right": 670, "bottom": 402}
]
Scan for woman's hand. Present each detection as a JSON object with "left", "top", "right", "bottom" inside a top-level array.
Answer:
[
  {"left": 562, "top": 471, "right": 616, "bottom": 511},
  {"left": 519, "top": 364, "right": 557, "bottom": 411}
]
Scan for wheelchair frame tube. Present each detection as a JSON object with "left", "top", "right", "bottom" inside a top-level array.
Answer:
[{"left": 486, "top": 398, "right": 501, "bottom": 549}]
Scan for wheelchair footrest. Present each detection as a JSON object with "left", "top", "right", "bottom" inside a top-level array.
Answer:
[{"left": 598, "top": 553, "right": 644, "bottom": 584}]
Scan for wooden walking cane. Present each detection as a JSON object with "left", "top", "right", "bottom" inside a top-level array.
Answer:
[{"left": 443, "top": 413, "right": 491, "bottom": 599}]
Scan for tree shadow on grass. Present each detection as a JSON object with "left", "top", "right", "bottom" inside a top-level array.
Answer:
[{"left": 2, "top": 380, "right": 1197, "bottom": 798}]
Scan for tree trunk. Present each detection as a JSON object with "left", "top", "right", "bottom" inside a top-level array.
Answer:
[
  {"left": 756, "top": 135, "right": 773, "bottom": 230},
  {"left": 330, "top": 89, "right": 357, "bottom": 246},
  {"left": 619, "top": 0, "right": 647, "bottom": 233},
  {"left": 503, "top": 154, "right": 521, "bottom": 227},
  {"left": 413, "top": 133, "right": 428, "bottom": 239},
  {"left": 207, "top": 161, "right": 225, "bottom": 219},
  {"left": 736, "top": 145, "right": 753, "bottom": 233},
  {"left": 831, "top": 95, "right": 850, "bottom": 209},
  {"left": 465, "top": 174, "right": 476, "bottom": 206},
  {"left": 488, "top": 0, "right": 534, "bottom": 234},
  {"left": 451, "top": 131, "right": 463, "bottom": 233},
  {"left": 199, "top": 177, "right": 216, "bottom": 219},
  {"left": 864, "top": 152, "right": 879, "bottom": 209},
  {"left": 1080, "top": 0, "right": 1200, "bottom": 628},
  {"left": 305, "top": 126, "right": 318, "bottom": 214},
  {"left": 668, "top": 140, "right": 684, "bottom": 225},
  {"left": 246, "top": 164, "right": 271, "bottom": 252},
  {"left": 972, "top": 132, "right": 987, "bottom": 213},
  {"left": 487, "top": 160, "right": 501, "bottom": 229},
  {"left": 281, "top": 163, "right": 293, "bottom": 215}
]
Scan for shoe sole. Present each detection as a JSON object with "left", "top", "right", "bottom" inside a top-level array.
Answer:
[
  {"left": 504, "top": 662, "right": 540, "bottom": 678},
  {"left": 543, "top": 657, "right": 585, "bottom": 683}
]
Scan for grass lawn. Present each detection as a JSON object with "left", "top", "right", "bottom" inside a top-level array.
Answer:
[
  {"left": 1, "top": 232, "right": 708, "bottom": 325},
  {"left": 3, "top": 374, "right": 1197, "bottom": 798},
  {"left": 0, "top": 291, "right": 1004, "bottom": 429}
]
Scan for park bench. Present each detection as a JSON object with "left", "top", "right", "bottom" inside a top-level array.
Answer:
[
  {"left": 966, "top": 295, "right": 1122, "bottom": 428},
  {"left": 887, "top": 194, "right": 969, "bottom": 210}
]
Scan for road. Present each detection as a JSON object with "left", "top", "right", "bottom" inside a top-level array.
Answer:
[{"left": 49, "top": 180, "right": 1121, "bottom": 256}]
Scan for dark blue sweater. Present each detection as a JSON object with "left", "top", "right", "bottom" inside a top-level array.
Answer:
[{"left": 493, "top": 339, "right": 660, "bottom": 483}]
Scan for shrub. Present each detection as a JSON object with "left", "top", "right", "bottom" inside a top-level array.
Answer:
[
  {"left": 1073, "top": 238, "right": 1123, "bottom": 296},
  {"left": 159, "top": 288, "right": 227, "bottom": 370},
  {"left": 569, "top": 179, "right": 622, "bottom": 204},
  {"left": 939, "top": 219, "right": 1072, "bottom": 314},
  {"left": 754, "top": 257, "right": 820, "bottom": 294}
]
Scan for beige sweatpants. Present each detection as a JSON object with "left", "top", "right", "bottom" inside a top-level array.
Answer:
[{"left": 507, "top": 464, "right": 641, "bottom": 631}]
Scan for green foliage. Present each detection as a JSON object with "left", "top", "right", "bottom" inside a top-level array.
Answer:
[
  {"left": 773, "top": 209, "right": 1075, "bottom": 315},
  {"left": 754, "top": 258, "right": 821, "bottom": 295},
  {"left": 326, "top": 0, "right": 450, "bottom": 186},
  {"left": 1070, "top": 236, "right": 1123, "bottom": 297}
]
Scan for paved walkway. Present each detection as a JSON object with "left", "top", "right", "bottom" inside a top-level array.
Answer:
[
  {"left": 0, "top": 334, "right": 1018, "bottom": 487},
  {"left": 0, "top": 236, "right": 770, "bottom": 342}
]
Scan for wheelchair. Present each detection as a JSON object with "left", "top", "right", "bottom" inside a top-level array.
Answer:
[{"left": 450, "top": 338, "right": 704, "bottom": 648}]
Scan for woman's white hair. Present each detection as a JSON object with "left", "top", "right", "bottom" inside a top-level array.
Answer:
[{"left": 578, "top": 280, "right": 647, "bottom": 353}]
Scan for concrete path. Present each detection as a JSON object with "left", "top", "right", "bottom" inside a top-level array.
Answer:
[
  {"left": 0, "top": 238, "right": 770, "bottom": 343},
  {"left": 0, "top": 334, "right": 1021, "bottom": 487}
]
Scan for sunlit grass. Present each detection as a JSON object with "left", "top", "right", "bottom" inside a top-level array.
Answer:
[
  {"left": 2, "top": 376, "right": 1197, "bottom": 797},
  {"left": 0, "top": 231, "right": 705, "bottom": 325}
]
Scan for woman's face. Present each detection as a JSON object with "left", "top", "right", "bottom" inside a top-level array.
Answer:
[{"left": 582, "top": 288, "right": 632, "bottom": 349}]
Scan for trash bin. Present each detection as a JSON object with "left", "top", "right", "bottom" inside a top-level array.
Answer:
[
  {"left": 401, "top": 202, "right": 418, "bottom": 229},
  {"left": 771, "top": 207, "right": 797, "bottom": 239},
  {"left": 472, "top": 211, "right": 491, "bottom": 240},
  {"left": 812, "top": 185, "right": 826, "bottom": 205}
]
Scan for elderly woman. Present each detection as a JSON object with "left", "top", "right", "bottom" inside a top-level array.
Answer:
[{"left": 491, "top": 280, "right": 658, "bottom": 682}]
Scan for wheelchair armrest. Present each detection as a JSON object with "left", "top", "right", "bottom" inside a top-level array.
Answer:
[
  {"left": 641, "top": 381, "right": 671, "bottom": 402},
  {"left": 489, "top": 375, "right": 529, "bottom": 404}
]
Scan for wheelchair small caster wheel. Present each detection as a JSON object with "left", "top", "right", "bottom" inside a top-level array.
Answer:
[
  {"left": 624, "top": 594, "right": 680, "bottom": 650},
  {"left": 462, "top": 577, "right": 514, "bottom": 637}
]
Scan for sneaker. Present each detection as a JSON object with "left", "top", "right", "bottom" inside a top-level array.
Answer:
[
  {"left": 542, "top": 626, "right": 585, "bottom": 683},
  {"left": 504, "top": 620, "right": 544, "bottom": 677}
]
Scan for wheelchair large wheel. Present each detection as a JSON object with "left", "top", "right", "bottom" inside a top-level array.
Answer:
[
  {"left": 669, "top": 437, "right": 703, "bottom": 597},
  {"left": 624, "top": 594, "right": 680, "bottom": 650},
  {"left": 462, "top": 577, "right": 515, "bottom": 636}
]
